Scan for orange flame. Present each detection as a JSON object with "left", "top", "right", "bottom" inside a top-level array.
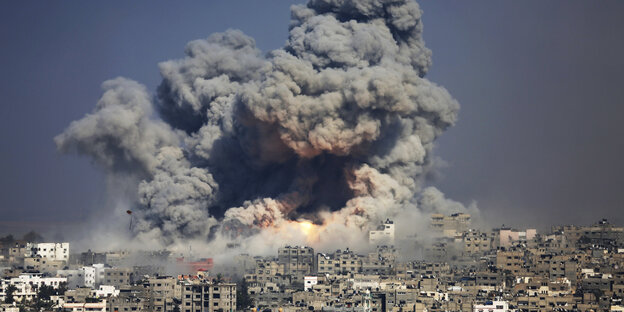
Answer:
[{"left": 290, "top": 220, "right": 321, "bottom": 244}]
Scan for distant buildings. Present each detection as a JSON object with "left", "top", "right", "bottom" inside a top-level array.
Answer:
[{"left": 1, "top": 217, "right": 624, "bottom": 311}]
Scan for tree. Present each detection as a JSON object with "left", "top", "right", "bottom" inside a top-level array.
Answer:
[
  {"left": 57, "top": 282, "right": 68, "bottom": 296},
  {"left": 4, "top": 284, "right": 17, "bottom": 304},
  {"left": 236, "top": 278, "right": 253, "bottom": 310},
  {"left": 37, "top": 284, "right": 55, "bottom": 301}
]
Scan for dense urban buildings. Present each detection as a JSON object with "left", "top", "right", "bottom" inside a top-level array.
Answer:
[{"left": 1, "top": 217, "right": 624, "bottom": 311}]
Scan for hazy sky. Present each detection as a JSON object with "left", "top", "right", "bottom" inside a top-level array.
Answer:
[{"left": 1, "top": 1, "right": 623, "bottom": 235}]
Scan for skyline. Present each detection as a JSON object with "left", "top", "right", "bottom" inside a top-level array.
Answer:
[{"left": 1, "top": 1, "right": 624, "bottom": 237}]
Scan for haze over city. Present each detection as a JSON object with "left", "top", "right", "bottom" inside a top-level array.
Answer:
[{"left": 1, "top": 1, "right": 624, "bottom": 312}]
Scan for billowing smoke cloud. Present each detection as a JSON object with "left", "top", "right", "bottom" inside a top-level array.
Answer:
[{"left": 56, "top": 0, "right": 476, "bottom": 253}]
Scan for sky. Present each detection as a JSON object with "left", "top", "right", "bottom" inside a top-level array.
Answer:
[{"left": 0, "top": 0, "right": 623, "bottom": 236}]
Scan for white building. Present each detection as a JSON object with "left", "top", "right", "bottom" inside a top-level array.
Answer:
[
  {"left": 369, "top": 219, "right": 395, "bottom": 245},
  {"left": 94, "top": 285, "right": 119, "bottom": 298},
  {"left": 473, "top": 300, "right": 510, "bottom": 312},
  {"left": 82, "top": 266, "right": 96, "bottom": 288},
  {"left": 26, "top": 242, "right": 69, "bottom": 262},
  {"left": 304, "top": 276, "right": 318, "bottom": 291},
  {"left": 92, "top": 264, "right": 106, "bottom": 285},
  {"left": 0, "top": 274, "right": 67, "bottom": 303},
  {"left": 58, "top": 264, "right": 107, "bottom": 289}
]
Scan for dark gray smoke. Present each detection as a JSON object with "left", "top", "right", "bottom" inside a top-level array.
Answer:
[{"left": 55, "top": 0, "right": 475, "bottom": 251}]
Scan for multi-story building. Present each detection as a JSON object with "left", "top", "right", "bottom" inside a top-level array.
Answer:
[
  {"left": 496, "top": 250, "right": 527, "bottom": 275},
  {"left": 0, "top": 274, "right": 67, "bottom": 303},
  {"left": 473, "top": 300, "right": 510, "bottom": 312},
  {"left": 180, "top": 282, "right": 236, "bottom": 312},
  {"left": 26, "top": 242, "right": 69, "bottom": 262},
  {"left": 497, "top": 228, "right": 537, "bottom": 248},
  {"left": 430, "top": 213, "right": 471, "bottom": 238},
  {"left": 462, "top": 230, "right": 493, "bottom": 257},
  {"left": 104, "top": 268, "right": 133, "bottom": 288},
  {"left": 317, "top": 249, "right": 363, "bottom": 275},
  {"left": 278, "top": 246, "right": 315, "bottom": 282},
  {"left": 23, "top": 256, "right": 65, "bottom": 273},
  {"left": 148, "top": 276, "right": 177, "bottom": 312}
]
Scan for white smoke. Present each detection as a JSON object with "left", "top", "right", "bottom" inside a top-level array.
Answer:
[{"left": 55, "top": 0, "right": 477, "bottom": 255}]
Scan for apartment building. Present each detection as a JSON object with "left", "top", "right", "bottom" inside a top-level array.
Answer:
[
  {"left": 278, "top": 246, "right": 315, "bottom": 282},
  {"left": 180, "top": 282, "right": 236, "bottom": 312}
]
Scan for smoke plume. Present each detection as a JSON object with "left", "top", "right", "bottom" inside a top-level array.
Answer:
[{"left": 56, "top": 0, "right": 476, "bottom": 253}]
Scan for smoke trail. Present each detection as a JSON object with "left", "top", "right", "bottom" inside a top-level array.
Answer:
[{"left": 56, "top": 0, "right": 476, "bottom": 252}]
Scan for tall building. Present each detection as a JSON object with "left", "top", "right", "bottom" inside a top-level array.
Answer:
[{"left": 277, "top": 246, "right": 315, "bottom": 282}]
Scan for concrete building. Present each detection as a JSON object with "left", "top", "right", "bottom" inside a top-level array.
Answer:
[
  {"left": 473, "top": 300, "right": 510, "bottom": 312},
  {"left": 317, "top": 249, "right": 363, "bottom": 275},
  {"left": 369, "top": 219, "right": 395, "bottom": 246},
  {"left": 497, "top": 228, "right": 537, "bottom": 248},
  {"left": 63, "top": 300, "right": 107, "bottom": 312},
  {"left": 496, "top": 250, "right": 526, "bottom": 275},
  {"left": 0, "top": 273, "right": 67, "bottom": 303},
  {"left": 278, "top": 246, "right": 315, "bottom": 282},
  {"left": 26, "top": 242, "right": 69, "bottom": 262},
  {"left": 304, "top": 276, "right": 318, "bottom": 291},
  {"left": 94, "top": 285, "right": 119, "bottom": 298},
  {"left": 430, "top": 213, "right": 471, "bottom": 238},
  {"left": 148, "top": 276, "right": 177, "bottom": 312},
  {"left": 104, "top": 268, "right": 133, "bottom": 288},
  {"left": 180, "top": 282, "right": 236, "bottom": 312},
  {"left": 462, "top": 230, "right": 493, "bottom": 257},
  {"left": 23, "top": 256, "right": 65, "bottom": 273}
]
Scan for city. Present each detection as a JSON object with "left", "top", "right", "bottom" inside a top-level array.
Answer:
[
  {"left": 1, "top": 215, "right": 623, "bottom": 312},
  {"left": 1, "top": 0, "right": 623, "bottom": 312}
]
